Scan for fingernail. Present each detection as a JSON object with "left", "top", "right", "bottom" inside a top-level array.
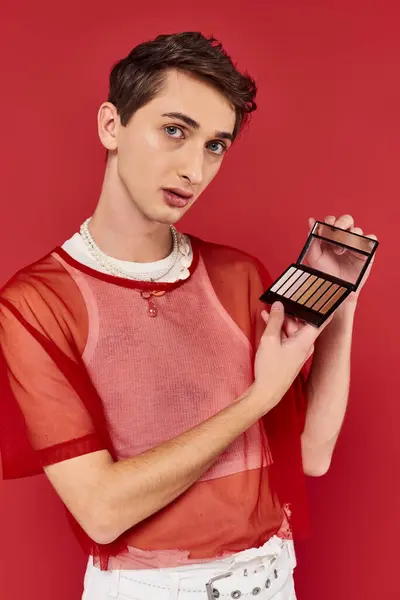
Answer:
[{"left": 271, "top": 302, "right": 283, "bottom": 311}]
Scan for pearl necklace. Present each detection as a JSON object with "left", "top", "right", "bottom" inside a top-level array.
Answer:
[{"left": 79, "top": 217, "right": 191, "bottom": 282}]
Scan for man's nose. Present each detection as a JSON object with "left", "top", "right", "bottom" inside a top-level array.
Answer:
[{"left": 178, "top": 146, "right": 204, "bottom": 187}]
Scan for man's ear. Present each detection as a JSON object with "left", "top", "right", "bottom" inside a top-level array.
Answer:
[{"left": 98, "top": 102, "right": 119, "bottom": 151}]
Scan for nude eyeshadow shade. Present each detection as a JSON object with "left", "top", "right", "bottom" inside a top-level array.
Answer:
[{"left": 259, "top": 221, "right": 379, "bottom": 327}]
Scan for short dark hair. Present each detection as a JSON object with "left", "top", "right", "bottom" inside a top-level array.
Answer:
[{"left": 107, "top": 31, "right": 257, "bottom": 141}]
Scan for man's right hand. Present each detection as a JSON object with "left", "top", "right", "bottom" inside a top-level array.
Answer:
[{"left": 251, "top": 301, "right": 331, "bottom": 414}]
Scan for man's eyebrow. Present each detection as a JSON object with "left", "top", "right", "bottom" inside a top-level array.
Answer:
[{"left": 161, "top": 112, "right": 234, "bottom": 142}]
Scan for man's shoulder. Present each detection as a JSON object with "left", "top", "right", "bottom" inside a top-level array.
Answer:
[
  {"left": 0, "top": 249, "right": 65, "bottom": 309},
  {"left": 190, "top": 234, "right": 265, "bottom": 273},
  {"left": 190, "top": 233, "right": 270, "bottom": 285},
  {"left": 0, "top": 248, "right": 86, "bottom": 344}
]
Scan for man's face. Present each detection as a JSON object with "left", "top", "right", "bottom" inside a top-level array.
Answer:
[{"left": 113, "top": 69, "right": 236, "bottom": 224}]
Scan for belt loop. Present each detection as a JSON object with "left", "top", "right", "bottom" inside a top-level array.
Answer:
[
  {"left": 108, "top": 566, "right": 121, "bottom": 598},
  {"left": 169, "top": 572, "right": 181, "bottom": 600},
  {"left": 261, "top": 556, "right": 273, "bottom": 572},
  {"left": 288, "top": 541, "right": 297, "bottom": 569}
]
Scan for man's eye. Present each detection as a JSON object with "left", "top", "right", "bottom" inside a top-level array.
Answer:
[
  {"left": 165, "top": 126, "right": 184, "bottom": 138},
  {"left": 208, "top": 141, "right": 227, "bottom": 156}
]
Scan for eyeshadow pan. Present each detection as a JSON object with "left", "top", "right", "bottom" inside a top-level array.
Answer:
[
  {"left": 305, "top": 280, "right": 332, "bottom": 308},
  {"left": 320, "top": 287, "right": 347, "bottom": 314},
  {"left": 270, "top": 267, "right": 296, "bottom": 292},
  {"left": 276, "top": 269, "right": 303, "bottom": 295},
  {"left": 312, "top": 283, "right": 339, "bottom": 311},
  {"left": 297, "top": 278, "right": 324, "bottom": 305},
  {"left": 290, "top": 274, "right": 316, "bottom": 302},
  {"left": 284, "top": 271, "right": 310, "bottom": 298}
]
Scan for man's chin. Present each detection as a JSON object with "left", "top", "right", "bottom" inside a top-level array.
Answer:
[{"left": 148, "top": 204, "right": 192, "bottom": 227}]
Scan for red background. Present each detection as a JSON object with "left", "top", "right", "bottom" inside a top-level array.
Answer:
[{"left": 0, "top": 1, "right": 398, "bottom": 598}]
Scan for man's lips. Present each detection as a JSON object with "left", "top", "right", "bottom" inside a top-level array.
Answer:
[
  {"left": 162, "top": 189, "right": 192, "bottom": 208},
  {"left": 162, "top": 187, "right": 194, "bottom": 199}
]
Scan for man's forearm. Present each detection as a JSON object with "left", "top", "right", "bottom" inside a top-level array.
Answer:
[
  {"left": 301, "top": 302, "right": 356, "bottom": 476},
  {"left": 99, "top": 388, "right": 267, "bottom": 544}
]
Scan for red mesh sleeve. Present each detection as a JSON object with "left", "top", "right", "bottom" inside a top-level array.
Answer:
[{"left": 0, "top": 281, "right": 110, "bottom": 480}]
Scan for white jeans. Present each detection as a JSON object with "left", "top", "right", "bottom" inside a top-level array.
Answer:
[{"left": 82, "top": 536, "right": 297, "bottom": 600}]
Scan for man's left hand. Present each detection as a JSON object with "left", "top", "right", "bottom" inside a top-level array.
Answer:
[{"left": 307, "top": 215, "right": 377, "bottom": 309}]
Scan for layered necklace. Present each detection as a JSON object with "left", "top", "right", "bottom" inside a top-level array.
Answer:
[{"left": 79, "top": 217, "right": 192, "bottom": 317}]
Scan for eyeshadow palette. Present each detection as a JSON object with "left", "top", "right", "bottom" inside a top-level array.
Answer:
[{"left": 259, "top": 221, "right": 379, "bottom": 327}]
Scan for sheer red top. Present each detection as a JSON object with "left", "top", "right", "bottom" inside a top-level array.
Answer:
[{"left": 0, "top": 235, "right": 309, "bottom": 570}]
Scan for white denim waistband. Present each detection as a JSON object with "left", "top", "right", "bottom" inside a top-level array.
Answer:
[{"left": 83, "top": 537, "right": 296, "bottom": 600}]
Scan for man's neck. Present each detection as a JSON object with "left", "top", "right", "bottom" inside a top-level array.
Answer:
[{"left": 87, "top": 186, "right": 173, "bottom": 264}]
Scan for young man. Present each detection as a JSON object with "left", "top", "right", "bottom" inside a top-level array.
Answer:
[{"left": 0, "top": 32, "right": 375, "bottom": 600}]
